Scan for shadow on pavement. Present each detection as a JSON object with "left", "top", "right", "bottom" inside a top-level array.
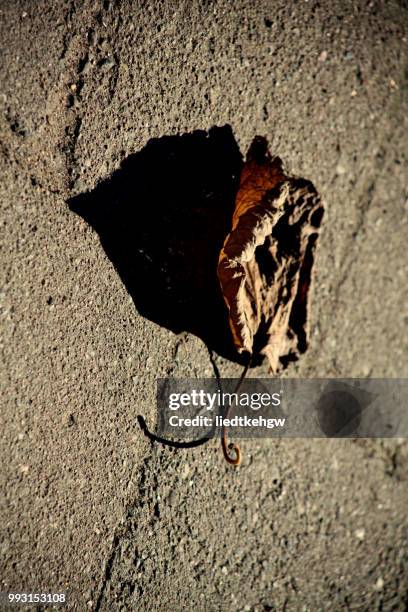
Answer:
[{"left": 68, "top": 124, "right": 247, "bottom": 363}]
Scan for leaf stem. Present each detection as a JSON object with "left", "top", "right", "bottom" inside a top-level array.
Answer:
[{"left": 221, "top": 355, "right": 251, "bottom": 466}]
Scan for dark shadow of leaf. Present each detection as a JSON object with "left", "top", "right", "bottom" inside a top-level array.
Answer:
[{"left": 68, "top": 125, "right": 247, "bottom": 363}]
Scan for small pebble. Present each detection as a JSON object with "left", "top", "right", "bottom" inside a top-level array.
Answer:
[
  {"left": 100, "top": 58, "right": 115, "bottom": 71},
  {"left": 181, "top": 463, "right": 190, "bottom": 479},
  {"left": 355, "top": 528, "right": 365, "bottom": 541},
  {"left": 336, "top": 163, "right": 346, "bottom": 176},
  {"left": 375, "top": 577, "right": 384, "bottom": 590}
]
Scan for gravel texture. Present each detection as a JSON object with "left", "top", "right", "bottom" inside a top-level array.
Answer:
[{"left": 1, "top": 1, "right": 407, "bottom": 610}]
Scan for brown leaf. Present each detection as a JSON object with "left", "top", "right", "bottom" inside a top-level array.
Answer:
[{"left": 218, "top": 136, "right": 324, "bottom": 373}]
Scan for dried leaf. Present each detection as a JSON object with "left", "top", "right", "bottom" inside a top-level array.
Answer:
[{"left": 218, "top": 136, "right": 324, "bottom": 373}]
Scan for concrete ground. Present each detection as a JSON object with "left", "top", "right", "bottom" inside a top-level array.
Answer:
[{"left": 1, "top": 0, "right": 407, "bottom": 610}]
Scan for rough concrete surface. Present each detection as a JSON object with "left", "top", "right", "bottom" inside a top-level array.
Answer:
[{"left": 1, "top": 0, "right": 407, "bottom": 610}]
